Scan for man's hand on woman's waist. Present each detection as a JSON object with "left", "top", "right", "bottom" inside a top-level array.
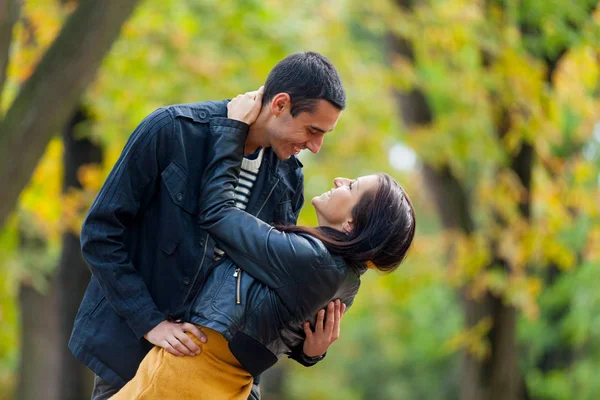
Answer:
[{"left": 144, "top": 320, "right": 207, "bottom": 356}]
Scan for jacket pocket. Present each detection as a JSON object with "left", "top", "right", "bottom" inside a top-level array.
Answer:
[
  {"left": 160, "top": 237, "right": 180, "bottom": 255},
  {"left": 161, "top": 161, "right": 196, "bottom": 214},
  {"left": 77, "top": 278, "right": 106, "bottom": 319},
  {"left": 89, "top": 295, "right": 106, "bottom": 318}
]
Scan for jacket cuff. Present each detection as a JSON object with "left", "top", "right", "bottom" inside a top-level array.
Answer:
[
  {"left": 287, "top": 345, "right": 327, "bottom": 367},
  {"left": 126, "top": 306, "right": 165, "bottom": 340}
]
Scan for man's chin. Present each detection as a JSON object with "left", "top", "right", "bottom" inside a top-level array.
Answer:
[{"left": 274, "top": 148, "right": 292, "bottom": 160}]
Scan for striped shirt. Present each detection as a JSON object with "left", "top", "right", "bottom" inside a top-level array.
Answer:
[{"left": 213, "top": 148, "right": 264, "bottom": 259}]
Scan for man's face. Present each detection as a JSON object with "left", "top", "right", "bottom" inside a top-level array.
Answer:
[{"left": 267, "top": 99, "right": 342, "bottom": 160}]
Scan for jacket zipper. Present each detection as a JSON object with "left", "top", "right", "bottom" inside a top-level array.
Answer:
[
  {"left": 255, "top": 178, "right": 280, "bottom": 216},
  {"left": 233, "top": 268, "right": 242, "bottom": 305},
  {"left": 233, "top": 177, "right": 278, "bottom": 306},
  {"left": 229, "top": 178, "right": 279, "bottom": 307}
]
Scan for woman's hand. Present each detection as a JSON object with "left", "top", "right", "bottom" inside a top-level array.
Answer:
[
  {"left": 227, "top": 86, "right": 264, "bottom": 125},
  {"left": 302, "top": 299, "right": 346, "bottom": 357}
]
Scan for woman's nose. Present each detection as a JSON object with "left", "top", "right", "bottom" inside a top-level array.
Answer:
[{"left": 333, "top": 177, "right": 351, "bottom": 188}]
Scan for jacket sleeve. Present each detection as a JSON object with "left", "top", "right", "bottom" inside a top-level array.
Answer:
[
  {"left": 287, "top": 345, "right": 327, "bottom": 367},
  {"left": 80, "top": 108, "right": 171, "bottom": 339},
  {"left": 285, "top": 172, "right": 329, "bottom": 367},
  {"left": 198, "top": 117, "right": 327, "bottom": 293}
]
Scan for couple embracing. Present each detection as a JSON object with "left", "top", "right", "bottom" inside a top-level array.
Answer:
[{"left": 69, "top": 51, "right": 416, "bottom": 399}]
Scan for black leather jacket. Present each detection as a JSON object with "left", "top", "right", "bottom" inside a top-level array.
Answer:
[
  {"left": 188, "top": 117, "right": 366, "bottom": 377},
  {"left": 71, "top": 101, "right": 305, "bottom": 388}
]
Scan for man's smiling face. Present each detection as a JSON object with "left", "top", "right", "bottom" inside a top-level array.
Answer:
[{"left": 266, "top": 99, "right": 341, "bottom": 160}]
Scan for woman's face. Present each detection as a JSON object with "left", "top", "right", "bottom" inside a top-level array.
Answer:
[{"left": 311, "top": 175, "right": 379, "bottom": 231}]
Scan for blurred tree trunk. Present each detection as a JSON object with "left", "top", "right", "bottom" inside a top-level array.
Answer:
[
  {"left": 388, "top": 1, "right": 526, "bottom": 398},
  {"left": 388, "top": 0, "right": 589, "bottom": 396},
  {"left": 17, "top": 107, "right": 101, "bottom": 400},
  {"left": 0, "top": 0, "right": 20, "bottom": 97},
  {"left": 56, "top": 107, "right": 100, "bottom": 399},
  {"left": 261, "top": 363, "right": 289, "bottom": 400},
  {"left": 0, "top": 0, "right": 140, "bottom": 229},
  {"left": 17, "top": 237, "right": 60, "bottom": 400}
]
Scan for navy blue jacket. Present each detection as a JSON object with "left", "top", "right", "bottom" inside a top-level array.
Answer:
[
  {"left": 187, "top": 117, "right": 364, "bottom": 377},
  {"left": 69, "top": 101, "right": 305, "bottom": 388}
]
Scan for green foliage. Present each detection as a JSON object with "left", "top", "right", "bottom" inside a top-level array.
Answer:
[
  {"left": 286, "top": 276, "right": 462, "bottom": 400},
  {"left": 0, "top": 219, "right": 19, "bottom": 395},
  {"left": 1, "top": 0, "right": 599, "bottom": 398}
]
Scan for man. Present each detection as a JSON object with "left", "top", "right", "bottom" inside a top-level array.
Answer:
[{"left": 69, "top": 51, "right": 346, "bottom": 399}]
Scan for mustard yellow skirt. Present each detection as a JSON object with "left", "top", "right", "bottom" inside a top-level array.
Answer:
[{"left": 111, "top": 326, "right": 253, "bottom": 400}]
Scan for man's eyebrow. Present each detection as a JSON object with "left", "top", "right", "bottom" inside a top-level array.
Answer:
[{"left": 309, "top": 125, "right": 328, "bottom": 133}]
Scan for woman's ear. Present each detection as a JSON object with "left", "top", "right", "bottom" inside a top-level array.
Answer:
[{"left": 342, "top": 220, "right": 354, "bottom": 234}]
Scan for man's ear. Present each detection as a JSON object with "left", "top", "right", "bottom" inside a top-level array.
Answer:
[{"left": 270, "top": 93, "right": 290, "bottom": 116}]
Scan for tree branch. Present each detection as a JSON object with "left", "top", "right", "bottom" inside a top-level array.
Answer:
[
  {"left": 0, "top": 0, "right": 140, "bottom": 228},
  {"left": 0, "top": 0, "right": 20, "bottom": 111}
]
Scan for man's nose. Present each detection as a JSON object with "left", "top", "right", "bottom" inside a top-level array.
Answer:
[{"left": 305, "top": 135, "right": 324, "bottom": 154}]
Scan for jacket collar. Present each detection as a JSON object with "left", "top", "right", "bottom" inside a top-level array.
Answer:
[{"left": 261, "top": 147, "right": 303, "bottom": 180}]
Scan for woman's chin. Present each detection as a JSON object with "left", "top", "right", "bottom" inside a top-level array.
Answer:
[
  {"left": 312, "top": 194, "right": 329, "bottom": 208},
  {"left": 311, "top": 198, "right": 323, "bottom": 218}
]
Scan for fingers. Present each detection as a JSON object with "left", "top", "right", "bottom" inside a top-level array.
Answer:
[
  {"left": 303, "top": 322, "right": 314, "bottom": 340},
  {"left": 256, "top": 85, "right": 265, "bottom": 101},
  {"left": 245, "top": 86, "right": 264, "bottom": 96},
  {"left": 332, "top": 300, "right": 341, "bottom": 341},
  {"left": 174, "top": 329, "right": 200, "bottom": 356},
  {"left": 162, "top": 340, "right": 184, "bottom": 357},
  {"left": 228, "top": 87, "right": 264, "bottom": 124},
  {"left": 168, "top": 333, "right": 195, "bottom": 356},
  {"left": 315, "top": 309, "right": 325, "bottom": 334},
  {"left": 182, "top": 323, "right": 207, "bottom": 343},
  {"left": 324, "top": 301, "right": 335, "bottom": 336}
]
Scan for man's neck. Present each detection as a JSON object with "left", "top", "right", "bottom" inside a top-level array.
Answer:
[{"left": 244, "top": 112, "right": 269, "bottom": 155}]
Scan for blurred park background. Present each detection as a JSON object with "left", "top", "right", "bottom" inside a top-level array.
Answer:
[{"left": 1, "top": 0, "right": 600, "bottom": 399}]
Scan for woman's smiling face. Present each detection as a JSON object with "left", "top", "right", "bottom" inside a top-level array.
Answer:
[{"left": 311, "top": 175, "right": 380, "bottom": 231}]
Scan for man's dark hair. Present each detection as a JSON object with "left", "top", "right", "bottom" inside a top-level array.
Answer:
[{"left": 262, "top": 52, "right": 346, "bottom": 117}]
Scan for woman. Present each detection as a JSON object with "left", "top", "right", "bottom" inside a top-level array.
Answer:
[{"left": 113, "top": 89, "right": 416, "bottom": 399}]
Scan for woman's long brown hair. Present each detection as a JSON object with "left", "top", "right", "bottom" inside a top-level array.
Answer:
[{"left": 278, "top": 173, "right": 416, "bottom": 274}]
